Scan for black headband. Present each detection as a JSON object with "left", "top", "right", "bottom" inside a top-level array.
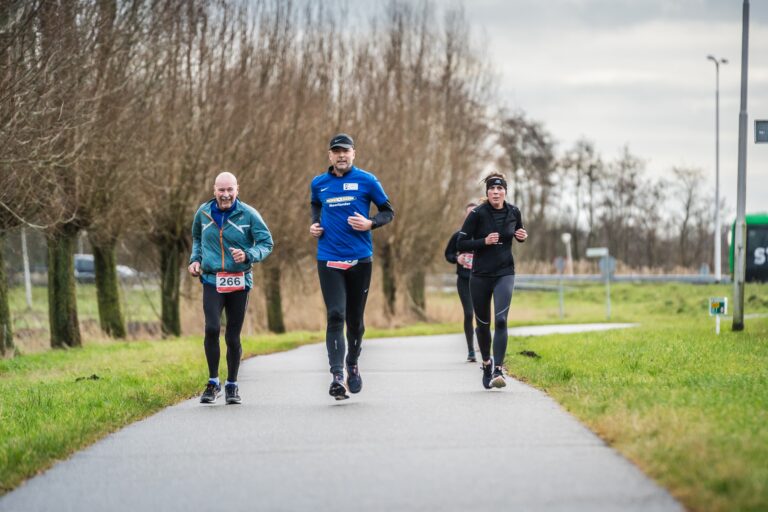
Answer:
[{"left": 486, "top": 177, "right": 507, "bottom": 191}]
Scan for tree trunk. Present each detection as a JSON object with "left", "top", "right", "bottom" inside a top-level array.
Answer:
[
  {"left": 0, "top": 233, "right": 15, "bottom": 357},
  {"left": 407, "top": 270, "right": 427, "bottom": 321},
  {"left": 47, "top": 227, "right": 81, "bottom": 348},
  {"left": 92, "top": 239, "right": 126, "bottom": 338},
  {"left": 380, "top": 241, "right": 396, "bottom": 316},
  {"left": 263, "top": 258, "right": 285, "bottom": 333},
  {"left": 159, "top": 241, "right": 181, "bottom": 337}
]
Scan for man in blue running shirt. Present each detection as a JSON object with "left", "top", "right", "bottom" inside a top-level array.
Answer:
[{"left": 309, "top": 133, "right": 394, "bottom": 400}]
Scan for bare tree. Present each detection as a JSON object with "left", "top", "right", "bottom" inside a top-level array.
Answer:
[
  {"left": 497, "top": 110, "right": 557, "bottom": 259},
  {"left": 561, "top": 138, "right": 603, "bottom": 257},
  {"left": 350, "top": 2, "right": 490, "bottom": 317},
  {"left": 134, "top": 0, "right": 238, "bottom": 336},
  {"left": 671, "top": 167, "right": 708, "bottom": 268},
  {"left": 597, "top": 146, "right": 644, "bottom": 262}
]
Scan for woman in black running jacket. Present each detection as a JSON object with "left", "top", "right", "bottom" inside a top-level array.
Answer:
[
  {"left": 456, "top": 173, "right": 528, "bottom": 389},
  {"left": 444, "top": 203, "right": 478, "bottom": 362}
]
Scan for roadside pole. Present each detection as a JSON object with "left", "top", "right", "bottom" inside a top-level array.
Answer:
[
  {"left": 555, "top": 256, "right": 565, "bottom": 318},
  {"left": 21, "top": 227, "right": 32, "bottom": 309},
  {"left": 586, "top": 247, "right": 611, "bottom": 320},
  {"left": 732, "top": 0, "right": 749, "bottom": 331}
]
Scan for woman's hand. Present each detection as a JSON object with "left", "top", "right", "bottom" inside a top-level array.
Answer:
[
  {"left": 484, "top": 232, "right": 500, "bottom": 245},
  {"left": 514, "top": 228, "right": 528, "bottom": 241}
]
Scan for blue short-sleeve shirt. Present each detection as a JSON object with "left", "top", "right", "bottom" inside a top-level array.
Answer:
[{"left": 310, "top": 166, "right": 389, "bottom": 261}]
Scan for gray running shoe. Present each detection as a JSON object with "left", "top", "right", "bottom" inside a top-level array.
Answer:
[
  {"left": 346, "top": 365, "right": 363, "bottom": 394},
  {"left": 225, "top": 383, "right": 242, "bottom": 404},
  {"left": 200, "top": 382, "right": 221, "bottom": 404},
  {"left": 482, "top": 360, "right": 493, "bottom": 389},
  {"left": 329, "top": 373, "right": 349, "bottom": 400},
  {"left": 491, "top": 366, "right": 507, "bottom": 388}
]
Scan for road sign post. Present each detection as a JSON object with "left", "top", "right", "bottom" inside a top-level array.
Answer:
[
  {"left": 709, "top": 297, "right": 728, "bottom": 334},
  {"left": 586, "top": 247, "right": 612, "bottom": 320},
  {"left": 554, "top": 257, "right": 566, "bottom": 318}
]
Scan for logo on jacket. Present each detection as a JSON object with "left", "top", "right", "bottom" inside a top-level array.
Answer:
[
  {"left": 327, "top": 196, "right": 355, "bottom": 204},
  {"left": 343, "top": 183, "right": 359, "bottom": 191}
]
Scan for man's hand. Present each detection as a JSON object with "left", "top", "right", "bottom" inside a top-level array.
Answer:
[
  {"left": 348, "top": 212, "right": 373, "bottom": 231},
  {"left": 310, "top": 222, "right": 324, "bottom": 238},
  {"left": 229, "top": 247, "right": 247, "bottom": 263},
  {"left": 188, "top": 261, "right": 201, "bottom": 277},
  {"left": 514, "top": 228, "right": 528, "bottom": 241},
  {"left": 457, "top": 253, "right": 472, "bottom": 269}
]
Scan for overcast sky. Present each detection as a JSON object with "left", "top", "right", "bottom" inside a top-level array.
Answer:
[{"left": 447, "top": 0, "right": 768, "bottom": 218}]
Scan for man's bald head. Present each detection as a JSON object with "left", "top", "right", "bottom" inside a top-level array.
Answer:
[
  {"left": 213, "top": 171, "right": 238, "bottom": 210},
  {"left": 214, "top": 171, "right": 238, "bottom": 187}
]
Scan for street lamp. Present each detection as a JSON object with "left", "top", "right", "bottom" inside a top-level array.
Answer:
[
  {"left": 707, "top": 54, "right": 727, "bottom": 282},
  {"left": 561, "top": 232, "right": 573, "bottom": 276}
]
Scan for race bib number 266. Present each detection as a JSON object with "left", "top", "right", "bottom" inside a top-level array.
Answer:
[{"left": 216, "top": 272, "right": 245, "bottom": 293}]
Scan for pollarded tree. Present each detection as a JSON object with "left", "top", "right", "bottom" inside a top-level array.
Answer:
[
  {"left": 80, "top": 0, "right": 150, "bottom": 338},
  {"left": 351, "top": 2, "right": 491, "bottom": 318},
  {"left": 134, "top": 0, "right": 241, "bottom": 336},
  {"left": 1, "top": 1, "right": 97, "bottom": 349}
]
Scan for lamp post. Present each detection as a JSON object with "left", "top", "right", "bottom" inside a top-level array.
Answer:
[
  {"left": 561, "top": 232, "right": 573, "bottom": 276},
  {"left": 707, "top": 54, "right": 727, "bottom": 282}
]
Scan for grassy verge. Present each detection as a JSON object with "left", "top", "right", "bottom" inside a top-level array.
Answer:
[
  {"left": 506, "top": 283, "right": 768, "bottom": 512},
  {"left": 0, "top": 322, "right": 460, "bottom": 494}
]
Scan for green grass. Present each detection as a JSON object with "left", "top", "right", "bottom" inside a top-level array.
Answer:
[{"left": 505, "top": 282, "right": 768, "bottom": 512}]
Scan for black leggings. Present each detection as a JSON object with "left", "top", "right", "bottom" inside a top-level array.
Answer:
[
  {"left": 456, "top": 276, "right": 474, "bottom": 354},
  {"left": 317, "top": 261, "right": 372, "bottom": 375},
  {"left": 470, "top": 274, "right": 515, "bottom": 366},
  {"left": 202, "top": 285, "right": 249, "bottom": 382}
]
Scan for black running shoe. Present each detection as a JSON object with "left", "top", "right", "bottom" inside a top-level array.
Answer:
[
  {"left": 225, "top": 383, "right": 242, "bottom": 404},
  {"left": 329, "top": 373, "right": 349, "bottom": 400},
  {"left": 482, "top": 361, "right": 493, "bottom": 389},
  {"left": 491, "top": 366, "right": 507, "bottom": 388},
  {"left": 466, "top": 352, "right": 477, "bottom": 363},
  {"left": 200, "top": 382, "right": 221, "bottom": 403},
  {"left": 346, "top": 364, "right": 362, "bottom": 394}
]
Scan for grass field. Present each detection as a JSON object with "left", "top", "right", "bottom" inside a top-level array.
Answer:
[
  {"left": 2, "top": 280, "right": 767, "bottom": 512},
  {"left": 504, "top": 282, "right": 768, "bottom": 512}
]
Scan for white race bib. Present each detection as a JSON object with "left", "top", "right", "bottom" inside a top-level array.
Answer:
[
  {"left": 216, "top": 272, "right": 245, "bottom": 293},
  {"left": 326, "top": 260, "right": 358, "bottom": 270}
]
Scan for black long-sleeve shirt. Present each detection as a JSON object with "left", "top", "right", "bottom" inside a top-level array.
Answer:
[
  {"left": 456, "top": 202, "right": 525, "bottom": 277},
  {"left": 444, "top": 231, "right": 472, "bottom": 279}
]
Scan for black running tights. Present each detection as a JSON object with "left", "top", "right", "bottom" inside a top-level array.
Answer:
[
  {"left": 317, "top": 261, "right": 372, "bottom": 375},
  {"left": 202, "top": 285, "right": 249, "bottom": 382},
  {"left": 469, "top": 274, "right": 515, "bottom": 366}
]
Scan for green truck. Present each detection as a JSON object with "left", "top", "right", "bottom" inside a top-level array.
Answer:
[{"left": 730, "top": 212, "right": 768, "bottom": 282}]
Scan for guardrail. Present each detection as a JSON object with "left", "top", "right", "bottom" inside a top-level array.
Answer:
[{"left": 428, "top": 273, "right": 732, "bottom": 293}]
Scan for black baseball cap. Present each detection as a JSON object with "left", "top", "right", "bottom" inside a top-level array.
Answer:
[{"left": 329, "top": 133, "right": 354, "bottom": 150}]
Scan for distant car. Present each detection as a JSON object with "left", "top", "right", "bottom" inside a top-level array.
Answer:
[{"left": 74, "top": 254, "right": 138, "bottom": 284}]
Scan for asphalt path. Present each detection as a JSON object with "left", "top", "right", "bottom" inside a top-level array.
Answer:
[{"left": 1, "top": 324, "right": 682, "bottom": 512}]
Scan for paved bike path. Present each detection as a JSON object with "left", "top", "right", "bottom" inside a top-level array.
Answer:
[{"left": 1, "top": 326, "right": 682, "bottom": 512}]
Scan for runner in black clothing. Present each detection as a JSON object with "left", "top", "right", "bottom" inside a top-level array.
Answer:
[
  {"left": 456, "top": 173, "right": 528, "bottom": 389},
  {"left": 444, "top": 203, "right": 478, "bottom": 362},
  {"left": 310, "top": 133, "right": 394, "bottom": 400}
]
